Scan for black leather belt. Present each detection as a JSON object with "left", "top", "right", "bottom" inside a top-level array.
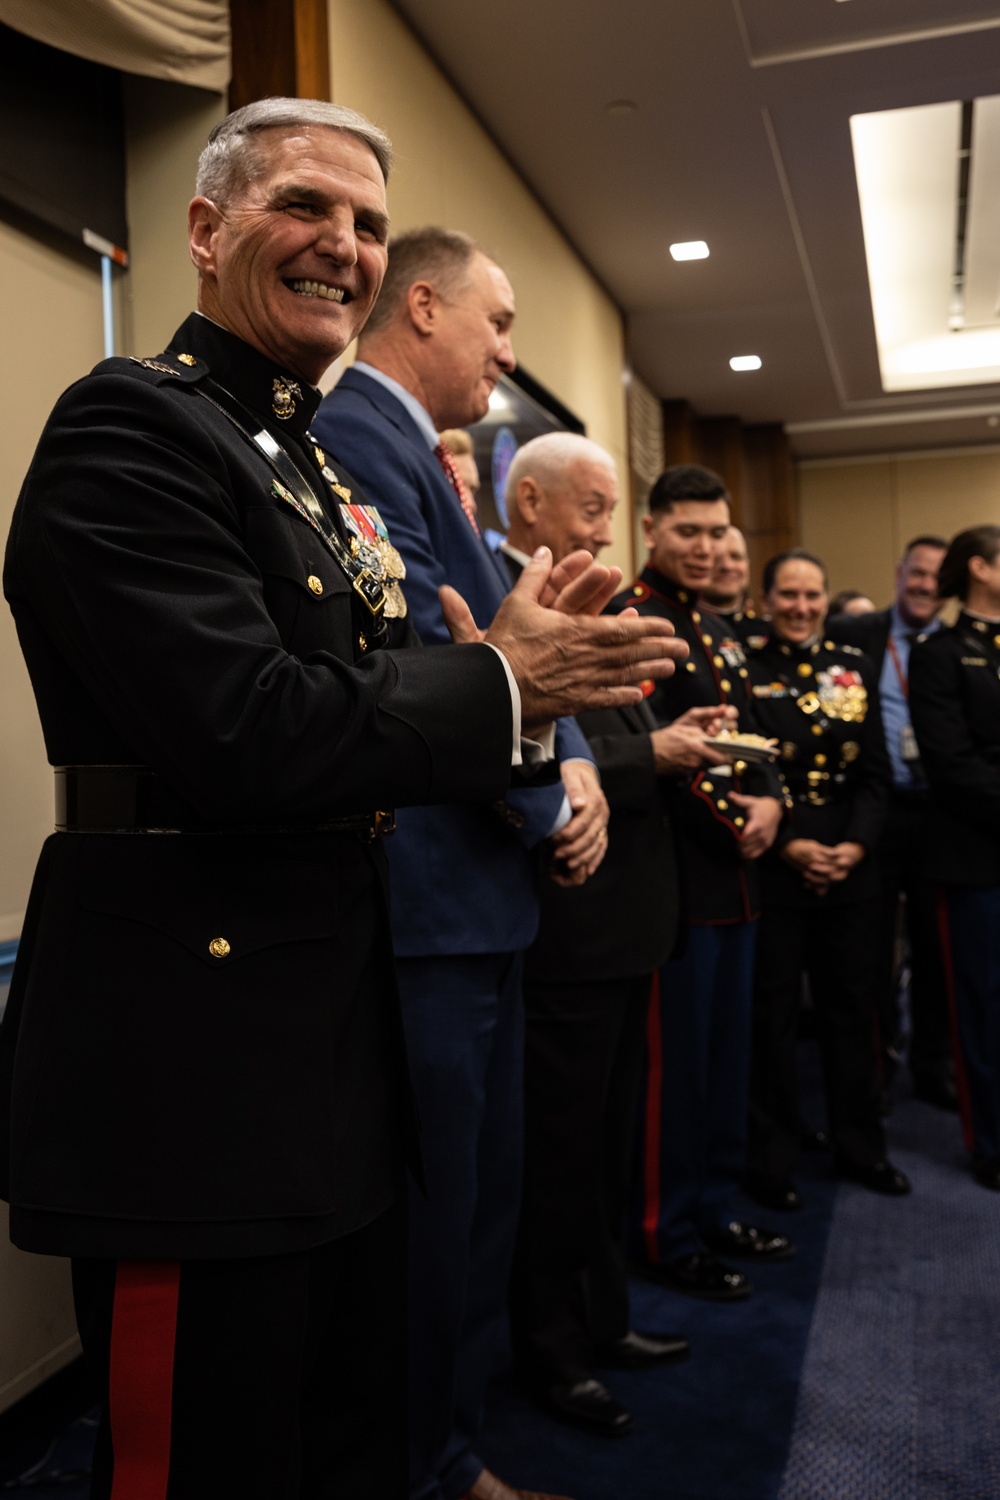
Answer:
[{"left": 54, "top": 766, "right": 394, "bottom": 840}]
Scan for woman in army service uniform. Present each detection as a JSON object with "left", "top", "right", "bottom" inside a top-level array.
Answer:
[
  {"left": 743, "top": 549, "right": 910, "bottom": 1210},
  {"left": 909, "top": 525, "right": 1000, "bottom": 1193}
]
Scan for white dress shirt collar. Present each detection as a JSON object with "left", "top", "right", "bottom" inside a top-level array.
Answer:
[{"left": 352, "top": 361, "right": 439, "bottom": 450}]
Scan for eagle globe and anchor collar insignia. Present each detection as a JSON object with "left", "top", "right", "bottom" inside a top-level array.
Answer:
[{"left": 272, "top": 375, "right": 302, "bottom": 420}]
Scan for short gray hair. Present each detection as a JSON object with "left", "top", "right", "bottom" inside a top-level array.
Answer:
[
  {"left": 504, "top": 432, "right": 617, "bottom": 505},
  {"left": 196, "top": 98, "right": 393, "bottom": 206}
]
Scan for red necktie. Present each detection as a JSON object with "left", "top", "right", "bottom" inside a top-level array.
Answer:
[{"left": 434, "top": 442, "right": 480, "bottom": 536}]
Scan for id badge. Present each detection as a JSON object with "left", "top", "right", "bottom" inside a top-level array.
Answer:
[{"left": 901, "top": 724, "right": 920, "bottom": 763}]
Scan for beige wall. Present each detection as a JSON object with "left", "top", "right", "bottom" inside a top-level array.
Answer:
[
  {"left": 799, "top": 445, "right": 1000, "bottom": 605},
  {"left": 0, "top": 214, "right": 101, "bottom": 1408},
  {"left": 122, "top": 77, "right": 226, "bottom": 357},
  {"left": 326, "top": 0, "right": 632, "bottom": 576},
  {"left": 0, "top": 221, "right": 107, "bottom": 944}
]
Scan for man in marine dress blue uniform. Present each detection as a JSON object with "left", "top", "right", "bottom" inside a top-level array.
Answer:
[
  {"left": 610, "top": 465, "right": 794, "bottom": 1301},
  {"left": 1, "top": 101, "right": 681, "bottom": 1500},
  {"left": 313, "top": 228, "right": 608, "bottom": 1500}
]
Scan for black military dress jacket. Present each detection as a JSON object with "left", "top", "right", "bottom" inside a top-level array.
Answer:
[
  {"left": 1, "top": 313, "right": 514, "bottom": 1260},
  {"left": 525, "top": 699, "right": 681, "bottom": 984},
  {"left": 610, "top": 566, "right": 783, "bottom": 925},
  {"left": 746, "top": 635, "right": 889, "bottom": 907},
  {"left": 699, "top": 601, "right": 768, "bottom": 654},
  {"left": 909, "top": 612, "right": 1000, "bottom": 887}
]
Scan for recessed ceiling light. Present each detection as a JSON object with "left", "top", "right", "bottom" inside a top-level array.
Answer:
[
  {"left": 730, "top": 355, "right": 762, "bottom": 371},
  {"left": 669, "top": 241, "right": 709, "bottom": 261}
]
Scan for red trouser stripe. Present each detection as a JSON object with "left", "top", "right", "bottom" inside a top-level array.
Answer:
[
  {"left": 936, "top": 889, "right": 975, "bottom": 1153},
  {"left": 108, "top": 1261, "right": 181, "bottom": 1500},
  {"left": 642, "top": 972, "right": 664, "bottom": 1264}
]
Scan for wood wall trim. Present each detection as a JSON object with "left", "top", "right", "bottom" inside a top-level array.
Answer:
[
  {"left": 229, "top": 0, "right": 330, "bottom": 110},
  {"left": 661, "top": 398, "right": 798, "bottom": 593}
]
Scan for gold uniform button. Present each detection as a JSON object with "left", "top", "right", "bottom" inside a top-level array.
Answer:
[
  {"left": 721, "top": 679, "right": 731, "bottom": 692},
  {"left": 734, "top": 816, "right": 745, "bottom": 828},
  {"left": 691, "top": 610, "right": 701, "bottom": 623},
  {"left": 734, "top": 759, "right": 747, "bottom": 774},
  {"left": 209, "top": 937, "right": 231, "bottom": 959},
  {"left": 811, "top": 724, "right": 824, "bottom": 736},
  {"left": 714, "top": 655, "right": 724, "bottom": 668},
  {"left": 686, "top": 661, "right": 697, "bottom": 672},
  {"left": 702, "top": 634, "right": 713, "bottom": 646},
  {"left": 797, "top": 663, "right": 812, "bottom": 677},
  {"left": 702, "top": 781, "right": 714, "bottom": 793},
  {"left": 718, "top": 798, "right": 729, "bottom": 810},
  {"left": 177, "top": 352, "right": 197, "bottom": 367},
  {"left": 814, "top": 753, "right": 827, "bottom": 766},
  {"left": 307, "top": 575, "right": 324, "bottom": 595}
]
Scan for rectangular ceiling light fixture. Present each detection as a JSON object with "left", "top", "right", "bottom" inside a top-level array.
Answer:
[
  {"left": 670, "top": 240, "right": 709, "bottom": 261},
  {"left": 851, "top": 97, "right": 1000, "bottom": 392}
]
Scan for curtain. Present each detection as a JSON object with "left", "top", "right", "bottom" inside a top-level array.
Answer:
[{"left": 0, "top": 0, "right": 230, "bottom": 92}]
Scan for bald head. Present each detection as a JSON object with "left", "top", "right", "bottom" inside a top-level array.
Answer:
[{"left": 505, "top": 434, "right": 618, "bottom": 562}]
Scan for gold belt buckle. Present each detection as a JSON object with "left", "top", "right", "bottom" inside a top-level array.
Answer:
[{"left": 372, "top": 808, "right": 396, "bottom": 839}]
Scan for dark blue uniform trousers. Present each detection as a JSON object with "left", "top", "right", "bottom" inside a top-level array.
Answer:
[
  {"left": 398, "top": 952, "right": 525, "bottom": 1500},
  {"left": 940, "top": 887, "right": 1000, "bottom": 1160},
  {"left": 635, "top": 922, "right": 757, "bottom": 1263}
]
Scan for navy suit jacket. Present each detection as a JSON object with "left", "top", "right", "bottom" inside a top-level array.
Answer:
[{"left": 312, "top": 366, "right": 592, "bottom": 956}]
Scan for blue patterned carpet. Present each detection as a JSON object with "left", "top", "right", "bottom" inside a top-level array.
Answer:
[
  {"left": 2, "top": 1079, "right": 997, "bottom": 1499},
  {"left": 479, "top": 1087, "right": 999, "bottom": 1500},
  {"left": 778, "top": 1098, "right": 1000, "bottom": 1500}
]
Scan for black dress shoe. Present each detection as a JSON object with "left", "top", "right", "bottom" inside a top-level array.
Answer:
[
  {"left": 647, "top": 1252, "right": 752, "bottom": 1301},
  {"left": 913, "top": 1073, "right": 960, "bottom": 1112},
  {"left": 971, "top": 1155, "right": 1000, "bottom": 1190},
  {"left": 705, "top": 1221, "right": 796, "bottom": 1262},
  {"left": 834, "top": 1157, "right": 911, "bottom": 1195},
  {"left": 744, "top": 1171, "right": 803, "bottom": 1212},
  {"left": 538, "top": 1378, "right": 632, "bottom": 1438},
  {"left": 596, "top": 1329, "right": 691, "bottom": 1368}
]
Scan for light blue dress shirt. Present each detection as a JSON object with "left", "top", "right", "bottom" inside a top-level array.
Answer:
[{"left": 879, "top": 604, "right": 939, "bottom": 788}]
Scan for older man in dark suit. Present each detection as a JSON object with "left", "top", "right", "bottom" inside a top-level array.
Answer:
[
  {"left": 313, "top": 231, "right": 625, "bottom": 1500},
  {"left": 828, "top": 535, "right": 953, "bottom": 1108},
  {"left": 497, "top": 435, "right": 738, "bottom": 1437}
]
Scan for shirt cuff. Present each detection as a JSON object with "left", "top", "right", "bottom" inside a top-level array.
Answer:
[
  {"left": 486, "top": 644, "right": 556, "bottom": 767},
  {"left": 547, "top": 793, "right": 573, "bottom": 837}
]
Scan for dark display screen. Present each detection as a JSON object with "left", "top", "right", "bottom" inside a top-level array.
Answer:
[
  {"left": 0, "top": 22, "right": 127, "bottom": 254},
  {"left": 465, "top": 369, "right": 585, "bottom": 542}
]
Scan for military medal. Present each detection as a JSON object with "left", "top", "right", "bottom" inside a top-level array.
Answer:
[
  {"left": 339, "top": 502, "right": 408, "bottom": 618},
  {"left": 815, "top": 666, "right": 867, "bottom": 722}
]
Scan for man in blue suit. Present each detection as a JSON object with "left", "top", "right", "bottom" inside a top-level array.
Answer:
[{"left": 313, "top": 228, "right": 605, "bottom": 1500}]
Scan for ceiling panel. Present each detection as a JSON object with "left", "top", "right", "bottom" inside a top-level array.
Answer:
[
  {"left": 391, "top": 0, "right": 1000, "bottom": 454},
  {"left": 735, "top": 0, "right": 1000, "bottom": 64}
]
